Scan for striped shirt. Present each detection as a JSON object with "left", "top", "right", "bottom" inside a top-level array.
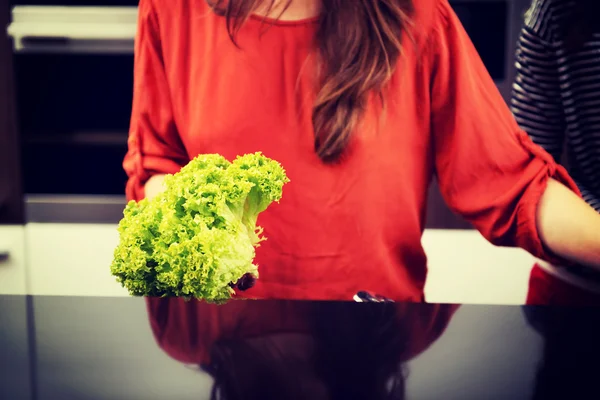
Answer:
[{"left": 511, "top": 0, "right": 600, "bottom": 213}]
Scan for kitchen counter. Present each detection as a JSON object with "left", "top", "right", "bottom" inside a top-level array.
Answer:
[{"left": 1, "top": 296, "right": 598, "bottom": 400}]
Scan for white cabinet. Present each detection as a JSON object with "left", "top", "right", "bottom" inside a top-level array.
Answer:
[
  {"left": 22, "top": 223, "right": 534, "bottom": 303},
  {"left": 0, "top": 226, "right": 27, "bottom": 295},
  {"left": 25, "top": 223, "right": 129, "bottom": 297},
  {"left": 423, "top": 230, "right": 534, "bottom": 305}
]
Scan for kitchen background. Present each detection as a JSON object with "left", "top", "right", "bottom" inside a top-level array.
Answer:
[{"left": 0, "top": 0, "right": 537, "bottom": 304}]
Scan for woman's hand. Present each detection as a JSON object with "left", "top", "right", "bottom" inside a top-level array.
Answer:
[
  {"left": 144, "top": 174, "right": 167, "bottom": 201},
  {"left": 229, "top": 273, "right": 256, "bottom": 291},
  {"left": 353, "top": 291, "right": 394, "bottom": 303}
]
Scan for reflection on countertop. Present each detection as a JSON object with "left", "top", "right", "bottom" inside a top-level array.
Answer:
[{"left": 1, "top": 296, "right": 600, "bottom": 400}]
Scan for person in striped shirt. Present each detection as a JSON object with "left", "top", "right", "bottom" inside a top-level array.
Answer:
[{"left": 511, "top": 0, "right": 600, "bottom": 305}]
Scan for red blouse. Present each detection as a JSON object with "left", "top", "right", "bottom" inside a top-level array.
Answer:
[{"left": 124, "top": 0, "right": 580, "bottom": 301}]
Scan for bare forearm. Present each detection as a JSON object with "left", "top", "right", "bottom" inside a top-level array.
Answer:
[
  {"left": 537, "top": 179, "right": 600, "bottom": 269},
  {"left": 144, "top": 174, "right": 167, "bottom": 200}
]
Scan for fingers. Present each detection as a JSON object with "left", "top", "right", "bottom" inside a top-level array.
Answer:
[
  {"left": 353, "top": 291, "right": 394, "bottom": 303},
  {"left": 229, "top": 273, "right": 256, "bottom": 292}
]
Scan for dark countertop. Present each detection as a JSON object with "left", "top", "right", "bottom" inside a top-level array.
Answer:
[{"left": 1, "top": 296, "right": 599, "bottom": 400}]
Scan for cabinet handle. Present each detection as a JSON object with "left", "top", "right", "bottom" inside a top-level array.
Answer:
[{"left": 0, "top": 251, "right": 9, "bottom": 262}]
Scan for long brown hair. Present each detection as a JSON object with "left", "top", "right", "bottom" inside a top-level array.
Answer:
[{"left": 206, "top": 0, "right": 414, "bottom": 162}]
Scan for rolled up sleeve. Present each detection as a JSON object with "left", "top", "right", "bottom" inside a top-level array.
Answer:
[
  {"left": 428, "top": 0, "right": 581, "bottom": 264},
  {"left": 123, "top": 0, "right": 188, "bottom": 201}
]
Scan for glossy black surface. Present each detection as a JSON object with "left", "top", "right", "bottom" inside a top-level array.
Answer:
[{"left": 2, "top": 296, "right": 600, "bottom": 400}]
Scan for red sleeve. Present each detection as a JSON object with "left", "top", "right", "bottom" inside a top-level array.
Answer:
[
  {"left": 123, "top": 0, "right": 189, "bottom": 202},
  {"left": 428, "top": 0, "right": 581, "bottom": 265}
]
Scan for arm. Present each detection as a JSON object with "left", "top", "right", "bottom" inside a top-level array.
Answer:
[
  {"left": 429, "top": 0, "right": 600, "bottom": 269},
  {"left": 538, "top": 179, "right": 600, "bottom": 268},
  {"left": 123, "top": 0, "right": 188, "bottom": 202},
  {"left": 510, "top": 19, "right": 565, "bottom": 163},
  {"left": 509, "top": 10, "right": 600, "bottom": 267}
]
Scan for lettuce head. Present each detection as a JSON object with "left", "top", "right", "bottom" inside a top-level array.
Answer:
[{"left": 110, "top": 152, "right": 289, "bottom": 303}]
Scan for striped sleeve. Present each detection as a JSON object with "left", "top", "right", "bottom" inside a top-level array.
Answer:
[{"left": 510, "top": 19, "right": 565, "bottom": 162}]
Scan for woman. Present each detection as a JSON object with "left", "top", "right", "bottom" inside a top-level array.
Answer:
[
  {"left": 124, "top": 0, "right": 600, "bottom": 301},
  {"left": 511, "top": 0, "right": 600, "bottom": 305}
]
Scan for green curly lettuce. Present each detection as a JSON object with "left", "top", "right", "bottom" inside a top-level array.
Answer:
[{"left": 110, "top": 152, "right": 289, "bottom": 303}]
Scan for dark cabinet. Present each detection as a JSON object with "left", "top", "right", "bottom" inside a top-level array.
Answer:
[{"left": 0, "top": 0, "right": 23, "bottom": 225}]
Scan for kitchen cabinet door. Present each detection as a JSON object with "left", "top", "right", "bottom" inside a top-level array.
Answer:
[
  {"left": 32, "top": 296, "right": 208, "bottom": 400},
  {"left": 25, "top": 223, "right": 128, "bottom": 297},
  {"left": 0, "top": 226, "right": 27, "bottom": 295},
  {"left": 0, "top": 295, "right": 32, "bottom": 400}
]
